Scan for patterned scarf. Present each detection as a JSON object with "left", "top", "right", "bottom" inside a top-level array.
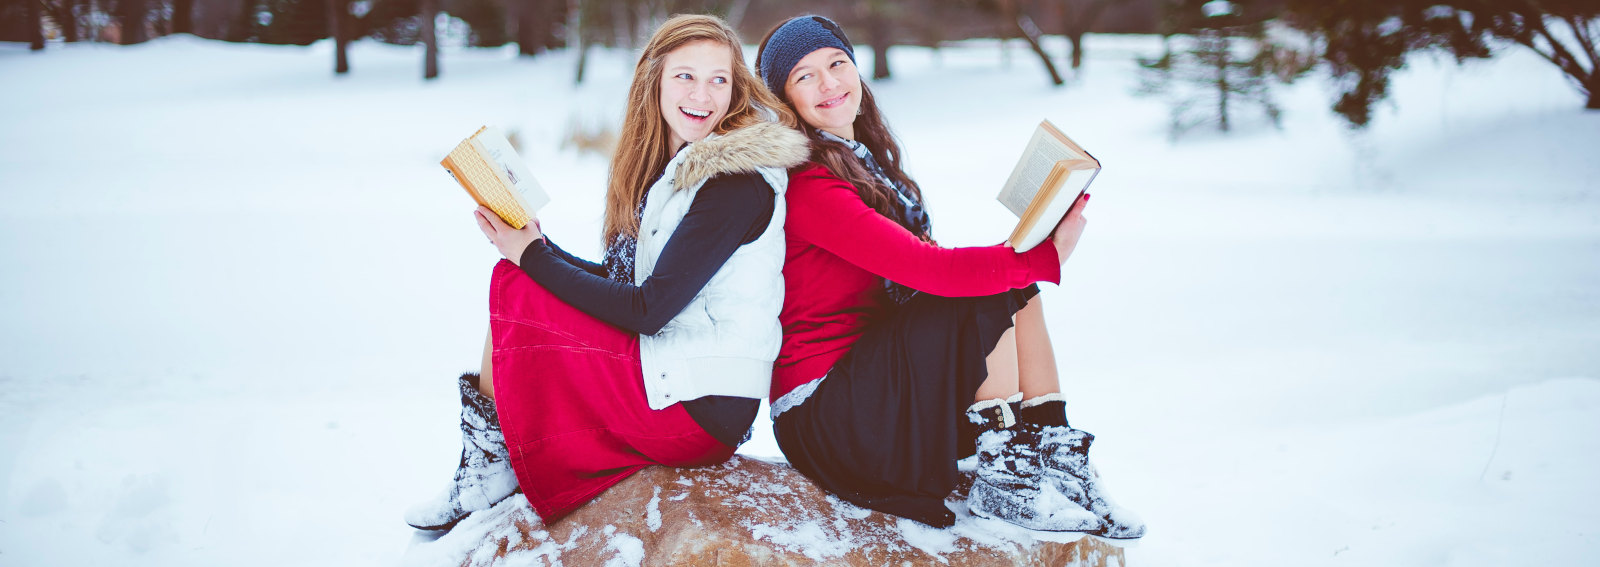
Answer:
[
  {"left": 602, "top": 196, "right": 648, "bottom": 283},
  {"left": 819, "top": 130, "right": 931, "bottom": 305}
]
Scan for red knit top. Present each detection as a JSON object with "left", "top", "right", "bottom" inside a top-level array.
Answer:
[{"left": 772, "top": 164, "right": 1063, "bottom": 401}]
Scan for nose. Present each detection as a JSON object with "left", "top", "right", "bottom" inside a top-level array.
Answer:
[
  {"left": 688, "top": 80, "right": 711, "bottom": 102},
  {"left": 820, "top": 72, "right": 840, "bottom": 92}
]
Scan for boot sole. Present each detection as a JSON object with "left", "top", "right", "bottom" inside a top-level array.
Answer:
[
  {"left": 407, "top": 516, "right": 466, "bottom": 532},
  {"left": 405, "top": 489, "right": 523, "bottom": 532}
]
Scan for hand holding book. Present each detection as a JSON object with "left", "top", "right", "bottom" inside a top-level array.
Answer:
[
  {"left": 442, "top": 125, "right": 554, "bottom": 264},
  {"left": 1048, "top": 192, "right": 1090, "bottom": 265},
  {"left": 995, "top": 120, "right": 1101, "bottom": 252},
  {"left": 475, "top": 205, "right": 543, "bottom": 266}
]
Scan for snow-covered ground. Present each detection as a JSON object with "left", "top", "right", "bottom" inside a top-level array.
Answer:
[{"left": 2, "top": 31, "right": 1597, "bottom": 566}]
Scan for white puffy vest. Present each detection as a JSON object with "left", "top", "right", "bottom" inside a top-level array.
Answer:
[{"left": 633, "top": 138, "right": 789, "bottom": 410}]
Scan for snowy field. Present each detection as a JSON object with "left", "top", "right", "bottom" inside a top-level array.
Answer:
[{"left": 2, "top": 31, "right": 1598, "bottom": 566}]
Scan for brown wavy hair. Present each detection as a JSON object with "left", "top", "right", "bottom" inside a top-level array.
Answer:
[
  {"left": 603, "top": 14, "right": 797, "bottom": 246},
  {"left": 755, "top": 18, "right": 926, "bottom": 237}
]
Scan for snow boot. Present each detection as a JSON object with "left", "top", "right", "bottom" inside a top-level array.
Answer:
[
  {"left": 1019, "top": 394, "right": 1147, "bottom": 539},
  {"left": 964, "top": 397, "right": 1103, "bottom": 532},
  {"left": 404, "top": 372, "right": 520, "bottom": 531}
]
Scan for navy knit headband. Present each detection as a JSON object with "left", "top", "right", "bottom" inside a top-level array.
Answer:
[{"left": 758, "top": 15, "right": 856, "bottom": 100}]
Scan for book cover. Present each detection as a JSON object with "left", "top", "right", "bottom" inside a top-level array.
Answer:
[{"left": 441, "top": 126, "right": 549, "bottom": 229}]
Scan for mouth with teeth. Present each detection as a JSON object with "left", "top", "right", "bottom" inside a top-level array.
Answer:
[
  {"left": 680, "top": 107, "right": 713, "bottom": 122},
  {"left": 816, "top": 93, "right": 850, "bottom": 109}
]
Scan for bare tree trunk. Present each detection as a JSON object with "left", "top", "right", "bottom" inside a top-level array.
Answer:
[
  {"left": 1068, "top": 31, "right": 1084, "bottom": 69},
  {"left": 191, "top": 0, "right": 224, "bottom": 38},
  {"left": 1216, "top": 34, "right": 1230, "bottom": 132},
  {"left": 327, "top": 0, "right": 349, "bottom": 73},
  {"left": 120, "top": 0, "right": 147, "bottom": 44},
  {"left": 228, "top": 0, "right": 253, "bottom": 41},
  {"left": 574, "top": 38, "right": 590, "bottom": 84},
  {"left": 1061, "top": 0, "right": 1114, "bottom": 71},
  {"left": 517, "top": 0, "right": 539, "bottom": 56},
  {"left": 1587, "top": 79, "right": 1598, "bottom": 110},
  {"left": 28, "top": 0, "right": 44, "bottom": 49},
  {"left": 49, "top": 0, "right": 80, "bottom": 42},
  {"left": 865, "top": 4, "right": 891, "bottom": 79},
  {"left": 1000, "top": 0, "right": 1062, "bottom": 86},
  {"left": 174, "top": 0, "right": 193, "bottom": 34},
  {"left": 569, "top": 0, "right": 584, "bottom": 84},
  {"left": 421, "top": 0, "right": 439, "bottom": 79}
]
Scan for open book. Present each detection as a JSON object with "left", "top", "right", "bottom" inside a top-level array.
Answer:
[
  {"left": 995, "top": 120, "right": 1101, "bottom": 252},
  {"left": 441, "top": 126, "right": 549, "bottom": 229}
]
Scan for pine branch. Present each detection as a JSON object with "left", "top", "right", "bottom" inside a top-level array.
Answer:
[
  {"left": 1526, "top": 14, "right": 1590, "bottom": 81},
  {"left": 1564, "top": 14, "right": 1598, "bottom": 75}
]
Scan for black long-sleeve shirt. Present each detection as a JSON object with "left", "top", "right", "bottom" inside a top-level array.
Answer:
[{"left": 516, "top": 172, "right": 771, "bottom": 447}]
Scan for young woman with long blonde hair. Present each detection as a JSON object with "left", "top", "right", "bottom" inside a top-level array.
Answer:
[{"left": 405, "top": 14, "right": 806, "bottom": 531}]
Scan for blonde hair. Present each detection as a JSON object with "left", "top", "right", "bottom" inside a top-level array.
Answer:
[{"left": 603, "top": 14, "right": 797, "bottom": 246}]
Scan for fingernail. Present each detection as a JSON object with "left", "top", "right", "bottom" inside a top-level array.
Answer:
[{"left": 1084, "top": 193, "right": 1092, "bottom": 202}]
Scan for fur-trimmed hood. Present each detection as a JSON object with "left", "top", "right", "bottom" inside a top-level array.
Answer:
[{"left": 672, "top": 121, "right": 809, "bottom": 190}]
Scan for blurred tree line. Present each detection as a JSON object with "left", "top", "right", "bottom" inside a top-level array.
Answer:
[
  {"left": 1137, "top": 0, "right": 1595, "bottom": 135},
  {"left": 1285, "top": 0, "right": 1599, "bottom": 122},
  {"left": 4, "top": 0, "right": 1594, "bottom": 118},
  {"left": 1, "top": 0, "right": 1172, "bottom": 78}
]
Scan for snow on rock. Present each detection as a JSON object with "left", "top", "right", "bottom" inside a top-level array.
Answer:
[
  {"left": 402, "top": 456, "right": 1126, "bottom": 566},
  {"left": 645, "top": 487, "right": 662, "bottom": 532}
]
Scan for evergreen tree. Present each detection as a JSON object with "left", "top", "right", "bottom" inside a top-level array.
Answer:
[
  {"left": 1137, "top": 0, "right": 1312, "bottom": 138},
  {"left": 1468, "top": 0, "right": 1598, "bottom": 110},
  {"left": 1285, "top": 0, "right": 1490, "bottom": 128}
]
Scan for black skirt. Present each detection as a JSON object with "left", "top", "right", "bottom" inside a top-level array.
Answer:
[{"left": 772, "top": 285, "right": 1040, "bottom": 527}]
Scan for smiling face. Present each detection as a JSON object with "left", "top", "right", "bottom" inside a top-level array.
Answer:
[
  {"left": 783, "top": 48, "right": 860, "bottom": 140},
  {"left": 658, "top": 39, "right": 735, "bottom": 150}
]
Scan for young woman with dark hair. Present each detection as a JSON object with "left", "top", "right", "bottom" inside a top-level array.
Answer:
[
  {"left": 404, "top": 14, "right": 807, "bottom": 531},
  {"left": 755, "top": 15, "right": 1144, "bottom": 537}
]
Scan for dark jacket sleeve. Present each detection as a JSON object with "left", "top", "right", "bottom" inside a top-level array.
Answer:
[
  {"left": 541, "top": 237, "right": 606, "bottom": 277},
  {"left": 517, "top": 171, "right": 774, "bottom": 335}
]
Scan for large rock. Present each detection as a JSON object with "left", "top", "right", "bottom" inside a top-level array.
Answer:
[{"left": 404, "top": 456, "right": 1128, "bottom": 566}]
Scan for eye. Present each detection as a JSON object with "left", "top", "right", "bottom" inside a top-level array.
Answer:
[
  {"left": 675, "top": 72, "right": 693, "bottom": 80},
  {"left": 711, "top": 76, "right": 728, "bottom": 84},
  {"left": 794, "top": 72, "right": 813, "bottom": 84},
  {"left": 830, "top": 60, "right": 846, "bottom": 68}
]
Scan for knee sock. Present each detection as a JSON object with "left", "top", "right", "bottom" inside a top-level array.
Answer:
[{"left": 1018, "top": 392, "right": 1070, "bottom": 428}]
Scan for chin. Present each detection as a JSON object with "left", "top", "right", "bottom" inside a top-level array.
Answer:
[{"left": 682, "top": 127, "right": 712, "bottom": 142}]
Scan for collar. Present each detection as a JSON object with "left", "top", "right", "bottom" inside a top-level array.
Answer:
[{"left": 818, "top": 129, "right": 871, "bottom": 160}]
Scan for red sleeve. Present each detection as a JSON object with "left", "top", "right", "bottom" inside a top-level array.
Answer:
[{"left": 786, "top": 165, "right": 1061, "bottom": 297}]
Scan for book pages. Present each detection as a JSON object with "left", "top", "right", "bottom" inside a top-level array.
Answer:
[
  {"left": 1012, "top": 168, "right": 1097, "bottom": 252},
  {"left": 997, "top": 122, "right": 1087, "bottom": 217}
]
